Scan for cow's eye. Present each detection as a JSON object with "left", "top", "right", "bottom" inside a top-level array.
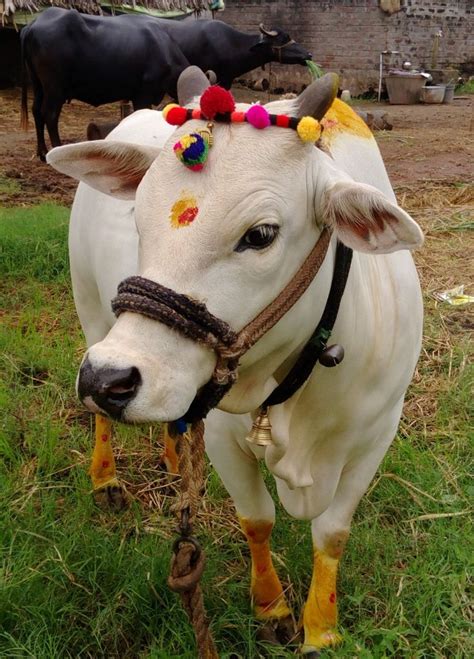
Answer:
[{"left": 235, "top": 224, "right": 279, "bottom": 252}]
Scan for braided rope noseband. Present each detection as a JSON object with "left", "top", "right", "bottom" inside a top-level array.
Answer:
[{"left": 112, "top": 227, "right": 332, "bottom": 422}]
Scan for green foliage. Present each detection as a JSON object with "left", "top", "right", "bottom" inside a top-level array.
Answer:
[
  {"left": 306, "top": 60, "right": 324, "bottom": 80},
  {"left": 1, "top": 204, "right": 472, "bottom": 657},
  {"left": 455, "top": 79, "right": 474, "bottom": 94}
]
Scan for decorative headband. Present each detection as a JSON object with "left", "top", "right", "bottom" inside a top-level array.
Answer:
[{"left": 163, "top": 85, "right": 321, "bottom": 171}]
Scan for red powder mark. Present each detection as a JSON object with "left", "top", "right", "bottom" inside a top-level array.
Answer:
[
  {"left": 101, "top": 434, "right": 108, "bottom": 442},
  {"left": 178, "top": 206, "right": 198, "bottom": 226},
  {"left": 256, "top": 565, "right": 267, "bottom": 575},
  {"left": 102, "top": 460, "right": 110, "bottom": 469},
  {"left": 258, "top": 601, "right": 272, "bottom": 609},
  {"left": 329, "top": 592, "right": 336, "bottom": 604}
]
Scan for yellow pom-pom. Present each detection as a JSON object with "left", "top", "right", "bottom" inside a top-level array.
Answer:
[
  {"left": 162, "top": 103, "right": 180, "bottom": 121},
  {"left": 297, "top": 116, "right": 321, "bottom": 143}
]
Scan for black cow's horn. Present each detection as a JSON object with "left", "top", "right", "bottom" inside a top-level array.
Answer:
[
  {"left": 259, "top": 23, "right": 278, "bottom": 37},
  {"left": 177, "top": 66, "right": 211, "bottom": 107},
  {"left": 205, "top": 69, "right": 217, "bottom": 85}
]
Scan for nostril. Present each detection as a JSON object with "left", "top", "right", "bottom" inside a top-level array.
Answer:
[
  {"left": 101, "top": 367, "right": 141, "bottom": 401},
  {"left": 78, "top": 359, "right": 142, "bottom": 418}
]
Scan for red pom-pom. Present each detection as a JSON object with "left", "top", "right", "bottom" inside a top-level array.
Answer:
[
  {"left": 191, "top": 108, "right": 202, "bottom": 120},
  {"left": 276, "top": 114, "right": 291, "bottom": 128},
  {"left": 166, "top": 106, "right": 188, "bottom": 126},
  {"left": 167, "top": 106, "right": 187, "bottom": 125},
  {"left": 200, "top": 86, "right": 235, "bottom": 120}
]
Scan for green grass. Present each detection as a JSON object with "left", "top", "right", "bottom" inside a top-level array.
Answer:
[
  {"left": 1, "top": 204, "right": 472, "bottom": 658},
  {"left": 455, "top": 79, "right": 474, "bottom": 94}
]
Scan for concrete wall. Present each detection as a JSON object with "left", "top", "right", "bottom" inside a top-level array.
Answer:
[{"left": 221, "top": 0, "right": 474, "bottom": 95}]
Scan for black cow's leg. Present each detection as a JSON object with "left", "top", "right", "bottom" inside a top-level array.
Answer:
[
  {"left": 31, "top": 81, "right": 48, "bottom": 161},
  {"left": 44, "top": 98, "right": 63, "bottom": 150},
  {"left": 132, "top": 91, "right": 158, "bottom": 111}
]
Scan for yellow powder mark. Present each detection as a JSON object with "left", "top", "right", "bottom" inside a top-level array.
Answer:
[
  {"left": 161, "top": 424, "right": 179, "bottom": 475},
  {"left": 302, "top": 547, "right": 342, "bottom": 650},
  {"left": 321, "top": 98, "right": 373, "bottom": 143},
  {"left": 170, "top": 195, "right": 199, "bottom": 229},
  {"left": 89, "top": 414, "right": 119, "bottom": 489},
  {"left": 240, "top": 518, "right": 291, "bottom": 620}
]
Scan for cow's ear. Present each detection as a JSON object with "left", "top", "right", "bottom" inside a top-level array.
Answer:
[
  {"left": 47, "top": 141, "right": 161, "bottom": 200},
  {"left": 322, "top": 181, "right": 423, "bottom": 253}
]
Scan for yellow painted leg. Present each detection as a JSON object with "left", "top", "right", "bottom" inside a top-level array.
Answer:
[
  {"left": 240, "top": 518, "right": 292, "bottom": 620},
  {"left": 89, "top": 414, "right": 129, "bottom": 510},
  {"left": 302, "top": 535, "right": 347, "bottom": 652},
  {"left": 161, "top": 424, "right": 179, "bottom": 475}
]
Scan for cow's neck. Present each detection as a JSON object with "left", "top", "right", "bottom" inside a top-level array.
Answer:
[{"left": 218, "top": 238, "right": 339, "bottom": 415}]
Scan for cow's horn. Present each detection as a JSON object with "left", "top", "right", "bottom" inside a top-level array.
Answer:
[
  {"left": 259, "top": 23, "right": 278, "bottom": 37},
  {"left": 177, "top": 66, "right": 211, "bottom": 106},
  {"left": 296, "top": 72, "right": 340, "bottom": 121}
]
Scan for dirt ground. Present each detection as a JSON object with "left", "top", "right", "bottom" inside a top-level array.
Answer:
[{"left": 0, "top": 86, "right": 472, "bottom": 207}]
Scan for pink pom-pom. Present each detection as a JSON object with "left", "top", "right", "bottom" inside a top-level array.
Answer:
[{"left": 246, "top": 104, "right": 271, "bottom": 129}]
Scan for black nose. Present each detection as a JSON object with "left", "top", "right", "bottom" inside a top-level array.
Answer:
[{"left": 78, "top": 357, "right": 141, "bottom": 419}]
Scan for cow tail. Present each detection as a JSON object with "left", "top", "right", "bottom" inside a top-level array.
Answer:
[{"left": 20, "top": 31, "right": 29, "bottom": 131}]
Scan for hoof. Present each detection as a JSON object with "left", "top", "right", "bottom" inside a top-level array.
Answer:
[
  {"left": 302, "top": 652, "right": 320, "bottom": 659},
  {"left": 92, "top": 481, "right": 131, "bottom": 511},
  {"left": 257, "top": 615, "right": 297, "bottom": 647}
]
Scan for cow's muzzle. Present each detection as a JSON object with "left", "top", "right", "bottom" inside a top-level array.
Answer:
[{"left": 78, "top": 357, "right": 141, "bottom": 419}]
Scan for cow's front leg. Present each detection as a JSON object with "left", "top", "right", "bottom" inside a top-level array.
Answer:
[
  {"left": 90, "top": 414, "right": 129, "bottom": 510},
  {"left": 240, "top": 517, "right": 294, "bottom": 643},
  {"left": 204, "top": 411, "right": 295, "bottom": 645},
  {"left": 301, "top": 527, "right": 347, "bottom": 654}
]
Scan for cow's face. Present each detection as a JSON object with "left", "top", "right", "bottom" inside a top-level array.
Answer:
[
  {"left": 47, "top": 71, "right": 422, "bottom": 423},
  {"left": 253, "top": 25, "right": 312, "bottom": 65}
]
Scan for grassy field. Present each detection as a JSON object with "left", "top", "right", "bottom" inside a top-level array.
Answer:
[{"left": 0, "top": 199, "right": 472, "bottom": 658}]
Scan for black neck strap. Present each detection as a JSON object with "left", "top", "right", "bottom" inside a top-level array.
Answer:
[{"left": 263, "top": 241, "right": 353, "bottom": 408}]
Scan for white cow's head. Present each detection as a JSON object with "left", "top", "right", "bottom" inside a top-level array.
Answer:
[{"left": 48, "top": 67, "right": 423, "bottom": 423}]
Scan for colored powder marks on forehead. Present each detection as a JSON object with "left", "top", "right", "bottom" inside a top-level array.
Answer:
[{"left": 170, "top": 195, "right": 199, "bottom": 228}]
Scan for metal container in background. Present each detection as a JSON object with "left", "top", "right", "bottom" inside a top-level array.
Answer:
[
  {"left": 443, "top": 84, "right": 455, "bottom": 104},
  {"left": 420, "top": 85, "right": 446, "bottom": 104},
  {"left": 385, "top": 73, "right": 427, "bottom": 104}
]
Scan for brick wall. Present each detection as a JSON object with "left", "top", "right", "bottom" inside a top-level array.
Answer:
[{"left": 220, "top": 0, "right": 473, "bottom": 95}]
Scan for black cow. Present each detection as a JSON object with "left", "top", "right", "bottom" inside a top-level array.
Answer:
[
  {"left": 21, "top": 8, "right": 189, "bottom": 160},
  {"left": 21, "top": 9, "right": 311, "bottom": 160},
  {"left": 155, "top": 19, "right": 312, "bottom": 89}
]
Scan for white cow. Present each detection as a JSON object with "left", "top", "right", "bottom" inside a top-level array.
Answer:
[{"left": 48, "top": 68, "right": 423, "bottom": 654}]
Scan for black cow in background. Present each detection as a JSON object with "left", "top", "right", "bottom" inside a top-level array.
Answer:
[
  {"left": 21, "top": 8, "right": 189, "bottom": 160},
  {"left": 21, "top": 8, "right": 312, "bottom": 160},
  {"left": 155, "top": 19, "right": 312, "bottom": 90}
]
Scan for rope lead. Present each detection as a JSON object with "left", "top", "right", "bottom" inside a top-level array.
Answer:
[{"left": 166, "top": 421, "right": 218, "bottom": 659}]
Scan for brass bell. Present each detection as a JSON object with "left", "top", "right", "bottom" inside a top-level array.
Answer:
[
  {"left": 319, "top": 343, "right": 344, "bottom": 367},
  {"left": 245, "top": 407, "right": 273, "bottom": 446}
]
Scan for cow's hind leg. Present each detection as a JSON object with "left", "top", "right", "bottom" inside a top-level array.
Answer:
[
  {"left": 90, "top": 414, "right": 130, "bottom": 511},
  {"left": 205, "top": 411, "right": 295, "bottom": 646},
  {"left": 43, "top": 95, "right": 63, "bottom": 149}
]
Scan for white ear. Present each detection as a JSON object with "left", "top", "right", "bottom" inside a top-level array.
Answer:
[
  {"left": 47, "top": 141, "right": 161, "bottom": 200},
  {"left": 323, "top": 181, "right": 424, "bottom": 253}
]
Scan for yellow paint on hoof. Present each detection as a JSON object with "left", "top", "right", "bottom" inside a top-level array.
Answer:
[
  {"left": 302, "top": 547, "right": 342, "bottom": 650},
  {"left": 240, "top": 518, "right": 292, "bottom": 620},
  {"left": 321, "top": 98, "right": 373, "bottom": 144},
  {"left": 161, "top": 424, "right": 179, "bottom": 474},
  {"left": 90, "top": 414, "right": 117, "bottom": 490}
]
